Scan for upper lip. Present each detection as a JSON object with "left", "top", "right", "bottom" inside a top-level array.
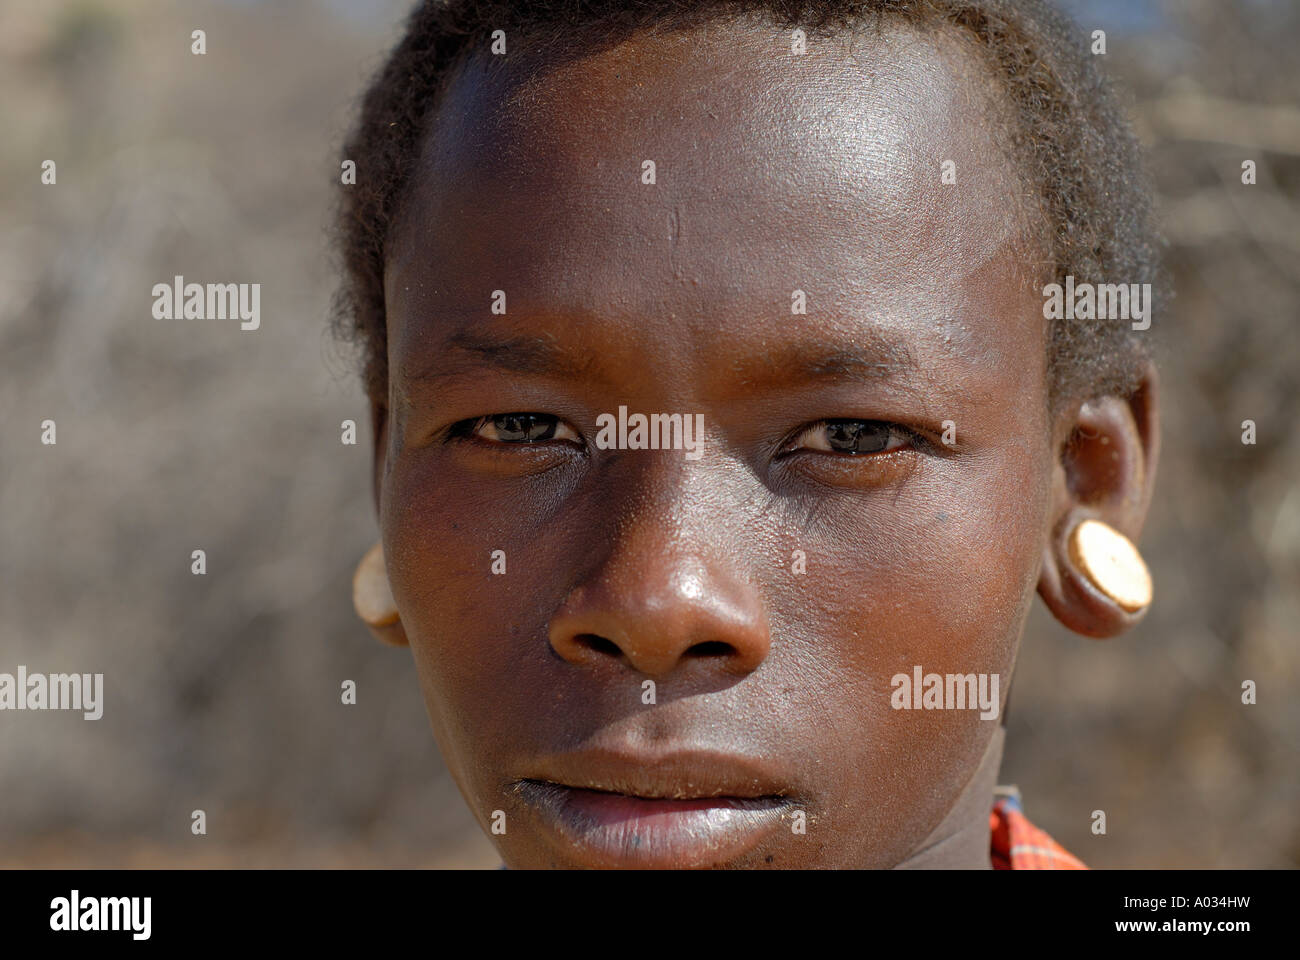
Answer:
[{"left": 515, "top": 747, "right": 796, "bottom": 802}]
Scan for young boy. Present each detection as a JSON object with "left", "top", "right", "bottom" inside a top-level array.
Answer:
[{"left": 337, "top": 0, "right": 1160, "bottom": 868}]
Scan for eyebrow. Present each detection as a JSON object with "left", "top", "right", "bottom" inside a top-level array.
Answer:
[
  {"left": 401, "top": 324, "right": 920, "bottom": 393},
  {"left": 728, "top": 332, "right": 919, "bottom": 390},
  {"left": 405, "top": 329, "right": 601, "bottom": 384}
]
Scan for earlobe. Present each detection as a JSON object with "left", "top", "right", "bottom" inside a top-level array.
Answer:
[
  {"left": 357, "top": 403, "right": 406, "bottom": 645},
  {"left": 1038, "top": 365, "right": 1159, "bottom": 638},
  {"left": 352, "top": 541, "right": 409, "bottom": 647},
  {"left": 1039, "top": 514, "right": 1152, "bottom": 638}
]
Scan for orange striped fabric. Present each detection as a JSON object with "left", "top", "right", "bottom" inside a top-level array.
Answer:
[{"left": 990, "top": 790, "right": 1086, "bottom": 870}]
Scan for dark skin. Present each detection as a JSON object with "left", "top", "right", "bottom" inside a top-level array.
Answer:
[{"left": 368, "top": 17, "right": 1159, "bottom": 868}]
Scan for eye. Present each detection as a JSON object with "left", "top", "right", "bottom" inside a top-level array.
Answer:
[
  {"left": 783, "top": 419, "right": 911, "bottom": 455},
  {"left": 449, "top": 413, "right": 582, "bottom": 445}
]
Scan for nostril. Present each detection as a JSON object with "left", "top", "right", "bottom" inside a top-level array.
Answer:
[
  {"left": 574, "top": 633, "right": 623, "bottom": 658},
  {"left": 685, "top": 640, "right": 734, "bottom": 658}
]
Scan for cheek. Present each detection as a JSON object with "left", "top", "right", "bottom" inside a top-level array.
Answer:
[
  {"left": 783, "top": 443, "right": 1050, "bottom": 863},
  {"left": 379, "top": 451, "right": 583, "bottom": 773}
]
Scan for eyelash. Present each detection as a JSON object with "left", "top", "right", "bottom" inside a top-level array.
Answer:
[
  {"left": 446, "top": 413, "right": 583, "bottom": 447},
  {"left": 446, "top": 413, "right": 923, "bottom": 457},
  {"left": 777, "top": 419, "right": 918, "bottom": 458}
]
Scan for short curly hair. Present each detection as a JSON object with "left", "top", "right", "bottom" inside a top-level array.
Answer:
[{"left": 332, "top": 0, "right": 1161, "bottom": 412}]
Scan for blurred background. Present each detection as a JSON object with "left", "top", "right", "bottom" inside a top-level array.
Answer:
[{"left": 0, "top": 0, "right": 1296, "bottom": 868}]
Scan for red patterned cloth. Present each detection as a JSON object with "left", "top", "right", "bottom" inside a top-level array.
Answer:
[{"left": 990, "top": 790, "right": 1086, "bottom": 870}]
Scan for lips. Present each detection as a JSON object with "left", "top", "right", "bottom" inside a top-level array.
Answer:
[{"left": 510, "top": 749, "right": 799, "bottom": 868}]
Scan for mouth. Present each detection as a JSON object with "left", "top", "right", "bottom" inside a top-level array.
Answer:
[{"left": 509, "top": 750, "right": 800, "bottom": 868}]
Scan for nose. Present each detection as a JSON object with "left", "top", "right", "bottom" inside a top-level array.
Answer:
[{"left": 547, "top": 490, "right": 770, "bottom": 678}]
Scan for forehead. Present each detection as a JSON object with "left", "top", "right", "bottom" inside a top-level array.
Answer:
[{"left": 386, "top": 15, "right": 1040, "bottom": 393}]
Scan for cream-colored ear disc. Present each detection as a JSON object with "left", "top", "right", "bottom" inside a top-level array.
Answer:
[
  {"left": 352, "top": 541, "right": 399, "bottom": 627},
  {"left": 1067, "top": 519, "right": 1152, "bottom": 613}
]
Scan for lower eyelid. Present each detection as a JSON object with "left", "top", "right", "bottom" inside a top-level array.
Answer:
[
  {"left": 446, "top": 434, "right": 587, "bottom": 474},
  {"left": 789, "top": 441, "right": 916, "bottom": 462},
  {"left": 777, "top": 444, "right": 922, "bottom": 490}
]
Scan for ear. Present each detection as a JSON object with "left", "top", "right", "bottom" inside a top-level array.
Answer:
[
  {"left": 352, "top": 541, "right": 409, "bottom": 647},
  {"left": 358, "top": 399, "right": 408, "bottom": 647},
  {"left": 1038, "top": 362, "right": 1160, "bottom": 638}
]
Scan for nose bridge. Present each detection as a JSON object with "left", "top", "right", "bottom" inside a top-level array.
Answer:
[
  {"left": 547, "top": 453, "right": 770, "bottom": 677},
  {"left": 606, "top": 451, "right": 753, "bottom": 597},
  {"left": 610, "top": 454, "right": 712, "bottom": 568}
]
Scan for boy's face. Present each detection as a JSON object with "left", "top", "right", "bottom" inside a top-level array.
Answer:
[{"left": 379, "top": 19, "right": 1054, "bottom": 868}]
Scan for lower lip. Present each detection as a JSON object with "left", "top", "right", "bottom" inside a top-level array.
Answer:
[{"left": 514, "top": 780, "right": 794, "bottom": 868}]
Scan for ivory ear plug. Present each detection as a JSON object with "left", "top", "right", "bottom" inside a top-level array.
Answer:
[
  {"left": 1068, "top": 519, "right": 1152, "bottom": 613},
  {"left": 352, "top": 542, "right": 399, "bottom": 627}
]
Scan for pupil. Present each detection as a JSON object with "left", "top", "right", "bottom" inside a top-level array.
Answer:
[
  {"left": 526, "top": 417, "right": 556, "bottom": 441},
  {"left": 494, "top": 414, "right": 555, "bottom": 442},
  {"left": 826, "top": 421, "right": 888, "bottom": 454}
]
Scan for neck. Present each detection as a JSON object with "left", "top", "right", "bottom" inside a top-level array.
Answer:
[{"left": 894, "top": 725, "right": 1006, "bottom": 869}]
